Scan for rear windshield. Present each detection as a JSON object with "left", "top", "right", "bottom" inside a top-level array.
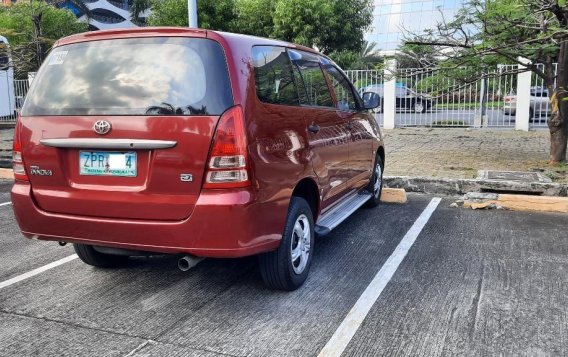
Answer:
[{"left": 22, "top": 37, "right": 233, "bottom": 116}]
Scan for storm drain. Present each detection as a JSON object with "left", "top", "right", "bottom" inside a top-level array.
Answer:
[{"left": 476, "top": 170, "right": 552, "bottom": 195}]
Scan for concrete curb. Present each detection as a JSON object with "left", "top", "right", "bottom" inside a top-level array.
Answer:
[
  {"left": 380, "top": 188, "right": 407, "bottom": 203},
  {"left": 463, "top": 192, "right": 568, "bottom": 213},
  {"left": 384, "top": 176, "right": 567, "bottom": 197},
  {"left": 0, "top": 168, "right": 13, "bottom": 180}
]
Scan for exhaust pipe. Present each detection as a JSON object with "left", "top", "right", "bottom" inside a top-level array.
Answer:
[{"left": 178, "top": 255, "right": 204, "bottom": 271}]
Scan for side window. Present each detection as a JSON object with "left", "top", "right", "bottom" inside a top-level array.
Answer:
[
  {"left": 290, "top": 51, "right": 334, "bottom": 108},
  {"left": 324, "top": 65, "right": 358, "bottom": 111},
  {"left": 252, "top": 46, "right": 300, "bottom": 106}
]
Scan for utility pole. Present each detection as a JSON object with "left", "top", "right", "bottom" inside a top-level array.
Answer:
[{"left": 188, "top": 0, "right": 198, "bottom": 28}]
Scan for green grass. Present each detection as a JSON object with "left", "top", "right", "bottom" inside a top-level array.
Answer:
[
  {"left": 431, "top": 120, "right": 469, "bottom": 127},
  {"left": 434, "top": 101, "right": 502, "bottom": 110}
]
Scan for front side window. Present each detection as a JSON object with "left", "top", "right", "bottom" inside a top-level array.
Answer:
[
  {"left": 22, "top": 37, "right": 233, "bottom": 116},
  {"left": 290, "top": 50, "right": 333, "bottom": 108},
  {"left": 252, "top": 46, "right": 300, "bottom": 106},
  {"left": 324, "top": 65, "right": 359, "bottom": 111}
]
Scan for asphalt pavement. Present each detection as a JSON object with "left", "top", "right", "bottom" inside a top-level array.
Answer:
[{"left": 0, "top": 180, "right": 567, "bottom": 356}]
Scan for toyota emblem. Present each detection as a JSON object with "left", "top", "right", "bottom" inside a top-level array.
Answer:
[{"left": 93, "top": 120, "right": 112, "bottom": 135}]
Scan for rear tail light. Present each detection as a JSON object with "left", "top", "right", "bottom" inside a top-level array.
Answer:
[
  {"left": 203, "top": 106, "right": 250, "bottom": 189},
  {"left": 13, "top": 116, "right": 29, "bottom": 181}
]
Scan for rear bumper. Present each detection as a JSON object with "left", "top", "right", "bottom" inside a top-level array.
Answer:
[{"left": 11, "top": 182, "right": 284, "bottom": 258}]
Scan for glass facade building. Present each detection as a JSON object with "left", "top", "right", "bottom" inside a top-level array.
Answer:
[{"left": 366, "top": 0, "right": 465, "bottom": 53}]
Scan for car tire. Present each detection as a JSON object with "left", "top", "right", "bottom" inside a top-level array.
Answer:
[
  {"left": 259, "top": 197, "right": 314, "bottom": 291},
  {"left": 365, "top": 155, "right": 384, "bottom": 208},
  {"left": 73, "top": 243, "right": 128, "bottom": 268},
  {"left": 413, "top": 101, "right": 426, "bottom": 113}
]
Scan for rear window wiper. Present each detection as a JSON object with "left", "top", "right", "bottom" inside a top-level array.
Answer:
[{"left": 145, "top": 103, "right": 180, "bottom": 115}]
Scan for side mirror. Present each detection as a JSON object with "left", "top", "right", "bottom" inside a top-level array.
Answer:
[{"left": 363, "top": 92, "right": 380, "bottom": 110}]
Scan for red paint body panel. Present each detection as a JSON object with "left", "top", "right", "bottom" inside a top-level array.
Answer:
[{"left": 11, "top": 28, "right": 384, "bottom": 258}]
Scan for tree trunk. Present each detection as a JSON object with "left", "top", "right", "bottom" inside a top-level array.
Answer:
[{"left": 548, "top": 39, "right": 568, "bottom": 164}]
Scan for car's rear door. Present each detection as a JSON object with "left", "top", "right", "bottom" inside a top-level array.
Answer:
[{"left": 19, "top": 36, "right": 233, "bottom": 221}]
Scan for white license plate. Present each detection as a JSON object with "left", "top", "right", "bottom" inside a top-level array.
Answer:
[{"left": 79, "top": 151, "right": 137, "bottom": 177}]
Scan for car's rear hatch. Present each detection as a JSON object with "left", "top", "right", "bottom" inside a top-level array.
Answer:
[{"left": 19, "top": 36, "right": 233, "bottom": 221}]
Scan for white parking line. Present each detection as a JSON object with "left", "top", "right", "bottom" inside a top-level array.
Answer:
[
  {"left": 0, "top": 202, "right": 12, "bottom": 207},
  {"left": 318, "top": 197, "right": 442, "bottom": 357},
  {"left": 0, "top": 254, "right": 78, "bottom": 290}
]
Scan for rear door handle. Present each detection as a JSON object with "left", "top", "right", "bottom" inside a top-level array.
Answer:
[{"left": 308, "top": 124, "right": 321, "bottom": 134}]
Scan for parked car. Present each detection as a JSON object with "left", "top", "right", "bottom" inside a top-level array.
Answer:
[
  {"left": 359, "top": 83, "right": 433, "bottom": 113},
  {"left": 503, "top": 86, "right": 551, "bottom": 120},
  {"left": 11, "top": 28, "right": 384, "bottom": 291}
]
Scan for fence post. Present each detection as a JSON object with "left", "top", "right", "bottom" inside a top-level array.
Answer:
[
  {"left": 515, "top": 57, "right": 531, "bottom": 131},
  {"left": 474, "top": 78, "right": 487, "bottom": 128},
  {"left": 383, "top": 59, "right": 396, "bottom": 129}
]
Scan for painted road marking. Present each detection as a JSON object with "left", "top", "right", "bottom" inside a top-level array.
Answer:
[
  {"left": 0, "top": 202, "right": 11, "bottom": 207},
  {"left": 318, "top": 197, "right": 442, "bottom": 357},
  {"left": 0, "top": 254, "right": 78, "bottom": 290}
]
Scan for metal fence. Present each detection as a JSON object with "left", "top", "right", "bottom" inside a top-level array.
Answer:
[
  {"left": 0, "top": 79, "right": 30, "bottom": 124},
  {"left": 346, "top": 63, "right": 558, "bottom": 129},
  {"left": 0, "top": 66, "right": 559, "bottom": 129},
  {"left": 530, "top": 63, "right": 558, "bottom": 129},
  {"left": 345, "top": 70, "right": 384, "bottom": 125}
]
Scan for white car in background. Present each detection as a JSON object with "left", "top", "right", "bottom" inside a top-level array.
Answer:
[{"left": 503, "top": 86, "right": 551, "bottom": 120}]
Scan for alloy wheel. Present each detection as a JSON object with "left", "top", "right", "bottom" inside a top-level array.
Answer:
[{"left": 291, "top": 214, "right": 311, "bottom": 275}]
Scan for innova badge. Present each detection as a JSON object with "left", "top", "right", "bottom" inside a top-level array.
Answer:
[{"left": 93, "top": 120, "right": 112, "bottom": 135}]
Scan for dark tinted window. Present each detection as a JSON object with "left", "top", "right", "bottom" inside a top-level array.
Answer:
[
  {"left": 22, "top": 37, "right": 233, "bottom": 116},
  {"left": 290, "top": 50, "right": 333, "bottom": 108},
  {"left": 252, "top": 46, "right": 300, "bottom": 106},
  {"left": 531, "top": 90, "right": 548, "bottom": 97},
  {"left": 324, "top": 65, "right": 358, "bottom": 111}
]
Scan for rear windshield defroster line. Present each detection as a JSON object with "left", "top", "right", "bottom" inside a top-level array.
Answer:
[{"left": 22, "top": 37, "right": 233, "bottom": 116}]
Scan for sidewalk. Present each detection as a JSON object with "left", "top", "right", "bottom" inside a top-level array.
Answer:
[{"left": 383, "top": 128, "right": 567, "bottom": 184}]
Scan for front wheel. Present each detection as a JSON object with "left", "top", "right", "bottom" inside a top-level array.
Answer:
[
  {"left": 365, "top": 155, "right": 384, "bottom": 208},
  {"left": 259, "top": 197, "right": 314, "bottom": 291},
  {"left": 413, "top": 101, "right": 427, "bottom": 113}
]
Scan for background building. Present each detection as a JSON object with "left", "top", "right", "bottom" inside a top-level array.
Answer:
[
  {"left": 61, "top": 0, "right": 147, "bottom": 30},
  {"left": 366, "top": 0, "right": 466, "bottom": 54}
]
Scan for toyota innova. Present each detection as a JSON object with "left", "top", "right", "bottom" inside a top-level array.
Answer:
[{"left": 12, "top": 28, "right": 384, "bottom": 290}]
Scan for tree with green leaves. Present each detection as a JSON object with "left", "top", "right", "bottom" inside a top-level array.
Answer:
[
  {"left": 0, "top": 0, "right": 88, "bottom": 77},
  {"left": 147, "top": 0, "right": 236, "bottom": 29},
  {"left": 271, "top": 0, "right": 373, "bottom": 53},
  {"left": 404, "top": 0, "right": 568, "bottom": 163},
  {"left": 147, "top": 0, "right": 374, "bottom": 57},
  {"left": 329, "top": 41, "right": 382, "bottom": 70}
]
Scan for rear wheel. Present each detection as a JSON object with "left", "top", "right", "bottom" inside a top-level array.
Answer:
[
  {"left": 259, "top": 197, "right": 314, "bottom": 291},
  {"left": 365, "top": 155, "right": 384, "bottom": 208},
  {"left": 73, "top": 244, "right": 128, "bottom": 268}
]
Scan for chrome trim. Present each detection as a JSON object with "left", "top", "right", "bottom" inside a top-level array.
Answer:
[{"left": 40, "top": 138, "right": 177, "bottom": 150}]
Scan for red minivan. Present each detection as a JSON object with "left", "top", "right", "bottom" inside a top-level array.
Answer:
[{"left": 12, "top": 28, "right": 384, "bottom": 290}]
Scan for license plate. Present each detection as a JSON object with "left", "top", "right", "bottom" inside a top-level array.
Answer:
[{"left": 80, "top": 151, "right": 137, "bottom": 177}]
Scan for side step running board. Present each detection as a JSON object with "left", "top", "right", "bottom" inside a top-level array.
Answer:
[{"left": 315, "top": 191, "right": 372, "bottom": 236}]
